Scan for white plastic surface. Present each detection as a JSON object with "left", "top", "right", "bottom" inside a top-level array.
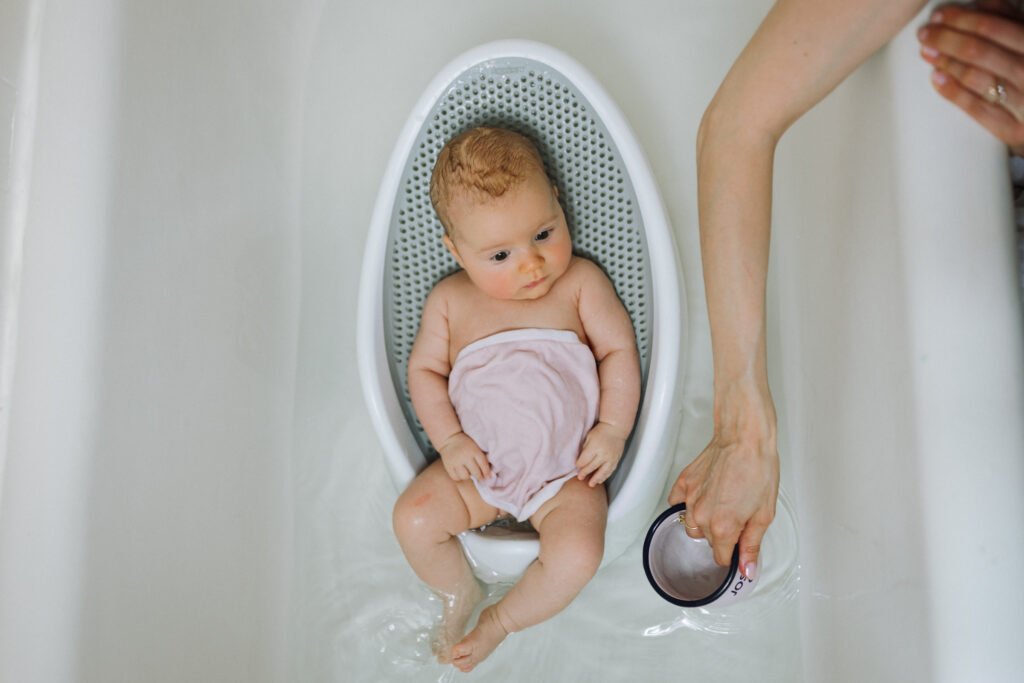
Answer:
[
  {"left": 356, "top": 39, "right": 683, "bottom": 582},
  {"left": 0, "top": 1, "right": 1021, "bottom": 682}
]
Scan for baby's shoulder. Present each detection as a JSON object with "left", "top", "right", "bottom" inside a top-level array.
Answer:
[
  {"left": 427, "top": 270, "right": 473, "bottom": 302},
  {"left": 422, "top": 271, "right": 479, "bottom": 322},
  {"left": 563, "top": 256, "right": 614, "bottom": 289}
]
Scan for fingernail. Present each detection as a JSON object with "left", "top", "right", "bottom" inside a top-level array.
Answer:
[
  {"left": 930, "top": 9, "right": 944, "bottom": 23},
  {"left": 920, "top": 45, "right": 940, "bottom": 59},
  {"left": 931, "top": 70, "right": 948, "bottom": 86},
  {"left": 743, "top": 562, "right": 757, "bottom": 581},
  {"left": 917, "top": 26, "right": 929, "bottom": 41}
]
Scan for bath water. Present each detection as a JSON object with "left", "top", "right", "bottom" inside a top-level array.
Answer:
[{"left": 290, "top": 406, "right": 803, "bottom": 682}]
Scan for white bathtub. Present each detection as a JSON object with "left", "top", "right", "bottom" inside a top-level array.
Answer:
[{"left": 1, "top": 2, "right": 1021, "bottom": 682}]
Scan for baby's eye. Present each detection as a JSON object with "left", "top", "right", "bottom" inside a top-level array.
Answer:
[
  {"left": 491, "top": 250, "right": 510, "bottom": 263},
  {"left": 535, "top": 229, "right": 551, "bottom": 241}
]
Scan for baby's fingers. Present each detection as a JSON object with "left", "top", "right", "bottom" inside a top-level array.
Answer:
[
  {"left": 577, "top": 455, "right": 609, "bottom": 485},
  {"left": 474, "top": 453, "right": 491, "bottom": 480},
  {"left": 585, "top": 462, "right": 613, "bottom": 487},
  {"left": 445, "top": 462, "right": 466, "bottom": 481},
  {"left": 575, "top": 449, "right": 599, "bottom": 479}
]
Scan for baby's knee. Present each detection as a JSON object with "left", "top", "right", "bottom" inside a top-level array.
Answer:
[
  {"left": 392, "top": 489, "right": 434, "bottom": 542},
  {"left": 393, "top": 482, "right": 468, "bottom": 545},
  {"left": 554, "top": 532, "right": 604, "bottom": 581}
]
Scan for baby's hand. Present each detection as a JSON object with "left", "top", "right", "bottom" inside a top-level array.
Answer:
[
  {"left": 438, "top": 431, "right": 491, "bottom": 482},
  {"left": 576, "top": 422, "right": 627, "bottom": 487}
]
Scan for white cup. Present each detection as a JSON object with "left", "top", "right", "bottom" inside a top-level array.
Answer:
[{"left": 642, "top": 503, "right": 758, "bottom": 608}]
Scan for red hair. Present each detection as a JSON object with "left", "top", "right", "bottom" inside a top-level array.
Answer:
[{"left": 430, "top": 127, "right": 547, "bottom": 234}]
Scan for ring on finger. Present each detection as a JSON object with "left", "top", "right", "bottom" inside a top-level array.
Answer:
[
  {"left": 678, "top": 512, "right": 700, "bottom": 531},
  {"left": 987, "top": 79, "right": 1024, "bottom": 122},
  {"left": 986, "top": 80, "right": 1008, "bottom": 105}
]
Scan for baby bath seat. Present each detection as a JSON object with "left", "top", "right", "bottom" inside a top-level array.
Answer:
[{"left": 358, "top": 40, "right": 684, "bottom": 582}]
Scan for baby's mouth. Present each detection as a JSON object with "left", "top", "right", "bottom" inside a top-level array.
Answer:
[{"left": 523, "top": 276, "right": 547, "bottom": 289}]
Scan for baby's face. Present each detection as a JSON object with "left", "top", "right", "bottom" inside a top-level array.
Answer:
[{"left": 443, "top": 171, "right": 572, "bottom": 301}]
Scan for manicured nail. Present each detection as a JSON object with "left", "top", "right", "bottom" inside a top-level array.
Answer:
[
  {"left": 931, "top": 70, "right": 948, "bottom": 86},
  {"left": 743, "top": 562, "right": 757, "bottom": 581},
  {"left": 931, "top": 9, "right": 944, "bottom": 23},
  {"left": 920, "top": 45, "right": 941, "bottom": 59}
]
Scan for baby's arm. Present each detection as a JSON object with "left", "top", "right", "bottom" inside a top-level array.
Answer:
[
  {"left": 575, "top": 261, "right": 642, "bottom": 487},
  {"left": 407, "top": 285, "right": 491, "bottom": 482}
]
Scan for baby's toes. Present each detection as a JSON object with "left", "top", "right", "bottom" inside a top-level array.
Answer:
[{"left": 450, "top": 644, "right": 475, "bottom": 672}]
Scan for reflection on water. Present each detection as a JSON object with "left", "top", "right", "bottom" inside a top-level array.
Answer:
[
  {"left": 371, "top": 596, "right": 439, "bottom": 667},
  {"left": 372, "top": 582, "right": 515, "bottom": 682}
]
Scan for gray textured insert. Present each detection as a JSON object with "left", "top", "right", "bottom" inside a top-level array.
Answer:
[{"left": 383, "top": 56, "right": 653, "bottom": 462}]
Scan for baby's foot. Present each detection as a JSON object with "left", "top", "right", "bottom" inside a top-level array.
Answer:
[
  {"left": 450, "top": 604, "right": 510, "bottom": 673},
  {"left": 433, "top": 580, "right": 484, "bottom": 664}
]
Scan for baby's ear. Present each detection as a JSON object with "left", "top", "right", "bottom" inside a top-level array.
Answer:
[{"left": 442, "top": 233, "right": 465, "bottom": 268}]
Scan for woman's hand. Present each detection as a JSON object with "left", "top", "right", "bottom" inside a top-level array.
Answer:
[
  {"left": 919, "top": 0, "right": 1024, "bottom": 155},
  {"left": 438, "top": 431, "right": 491, "bottom": 482},
  {"left": 576, "top": 421, "right": 627, "bottom": 487},
  {"left": 668, "top": 379, "right": 779, "bottom": 581}
]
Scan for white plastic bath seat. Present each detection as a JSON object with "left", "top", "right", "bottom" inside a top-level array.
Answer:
[{"left": 358, "top": 40, "right": 683, "bottom": 582}]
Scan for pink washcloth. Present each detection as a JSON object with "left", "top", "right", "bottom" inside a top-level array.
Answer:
[{"left": 448, "top": 328, "right": 600, "bottom": 521}]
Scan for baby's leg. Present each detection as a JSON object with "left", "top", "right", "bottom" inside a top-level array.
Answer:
[
  {"left": 392, "top": 459, "right": 498, "bottom": 662},
  {"left": 450, "top": 478, "right": 607, "bottom": 673}
]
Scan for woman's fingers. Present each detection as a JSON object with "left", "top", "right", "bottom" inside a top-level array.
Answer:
[
  {"left": 703, "top": 508, "right": 744, "bottom": 568},
  {"left": 970, "top": 0, "right": 1020, "bottom": 21},
  {"left": 926, "top": 5, "right": 1024, "bottom": 58},
  {"left": 737, "top": 517, "right": 771, "bottom": 581},
  {"left": 930, "top": 52, "right": 1024, "bottom": 121},
  {"left": 669, "top": 432, "right": 779, "bottom": 569},
  {"left": 930, "top": 68, "right": 1024, "bottom": 150},
  {"left": 671, "top": 458, "right": 717, "bottom": 542},
  {"left": 919, "top": 4, "right": 1024, "bottom": 152},
  {"left": 919, "top": 24, "right": 1024, "bottom": 89}
]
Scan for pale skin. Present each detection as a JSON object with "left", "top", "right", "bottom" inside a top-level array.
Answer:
[
  {"left": 673, "top": 0, "right": 1023, "bottom": 579},
  {"left": 392, "top": 169, "right": 640, "bottom": 673}
]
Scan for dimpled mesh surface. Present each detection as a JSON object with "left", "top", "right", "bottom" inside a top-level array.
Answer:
[{"left": 384, "top": 57, "right": 653, "bottom": 459}]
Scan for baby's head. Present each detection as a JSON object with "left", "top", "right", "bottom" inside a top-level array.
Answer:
[{"left": 430, "top": 127, "right": 572, "bottom": 300}]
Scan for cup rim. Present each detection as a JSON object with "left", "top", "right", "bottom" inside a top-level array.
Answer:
[{"left": 642, "top": 502, "right": 740, "bottom": 607}]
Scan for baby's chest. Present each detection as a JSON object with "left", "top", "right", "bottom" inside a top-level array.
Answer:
[{"left": 447, "top": 298, "right": 585, "bottom": 357}]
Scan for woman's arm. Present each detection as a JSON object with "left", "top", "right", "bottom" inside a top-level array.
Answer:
[{"left": 670, "top": 0, "right": 928, "bottom": 579}]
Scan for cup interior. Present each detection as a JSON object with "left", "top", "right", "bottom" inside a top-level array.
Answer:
[{"left": 643, "top": 504, "right": 737, "bottom": 607}]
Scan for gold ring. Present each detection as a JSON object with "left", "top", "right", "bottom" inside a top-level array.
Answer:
[{"left": 678, "top": 512, "right": 700, "bottom": 531}]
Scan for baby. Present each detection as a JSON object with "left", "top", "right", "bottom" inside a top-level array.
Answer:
[{"left": 392, "top": 127, "right": 641, "bottom": 673}]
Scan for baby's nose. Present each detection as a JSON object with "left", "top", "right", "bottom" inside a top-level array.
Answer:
[{"left": 518, "top": 249, "right": 544, "bottom": 273}]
